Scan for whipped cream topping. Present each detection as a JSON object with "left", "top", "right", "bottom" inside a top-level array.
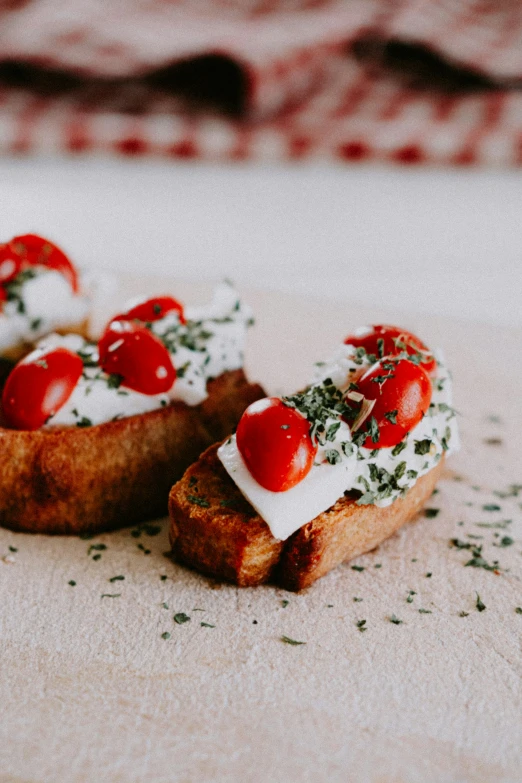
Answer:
[
  {"left": 43, "top": 283, "right": 252, "bottom": 428},
  {"left": 218, "top": 344, "right": 460, "bottom": 541},
  {"left": 0, "top": 267, "right": 90, "bottom": 356}
]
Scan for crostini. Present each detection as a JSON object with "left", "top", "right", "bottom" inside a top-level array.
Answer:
[
  {"left": 169, "top": 325, "right": 459, "bottom": 590},
  {"left": 0, "top": 283, "right": 264, "bottom": 535}
]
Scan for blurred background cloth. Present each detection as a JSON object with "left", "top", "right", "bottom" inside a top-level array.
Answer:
[{"left": 0, "top": 0, "right": 522, "bottom": 164}]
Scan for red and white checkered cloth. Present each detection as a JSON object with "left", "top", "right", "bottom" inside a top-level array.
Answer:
[{"left": 1, "top": 0, "right": 522, "bottom": 164}]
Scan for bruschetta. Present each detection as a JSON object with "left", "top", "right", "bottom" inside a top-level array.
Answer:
[
  {"left": 169, "top": 325, "right": 459, "bottom": 590},
  {"left": 0, "top": 283, "right": 264, "bottom": 534}
]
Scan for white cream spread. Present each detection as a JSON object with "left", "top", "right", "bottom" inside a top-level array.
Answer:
[
  {"left": 218, "top": 343, "right": 460, "bottom": 541},
  {"left": 41, "top": 282, "right": 252, "bottom": 428},
  {"left": 0, "top": 266, "right": 90, "bottom": 356}
]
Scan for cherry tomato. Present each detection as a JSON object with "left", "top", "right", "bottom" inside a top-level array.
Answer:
[
  {"left": 344, "top": 324, "right": 436, "bottom": 374},
  {"left": 10, "top": 234, "right": 79, "bottom": 293},
  {"left": 1, "top": 347, "right": 83, "bottom": 430},
  {"left": 236, "top": 397, "right": 317, "bottom": 492},
  {"left": 98, "top": 320, "right": 176, "bottom": 395},
  {"left": 0, "top": 243, "right": 23, "bottom": 285},
  {"left": 346, "top": 357, "right": 432, "bottom": 449},
  {"left": 116, "top": 295, "right": 185, "bottom": 324}
]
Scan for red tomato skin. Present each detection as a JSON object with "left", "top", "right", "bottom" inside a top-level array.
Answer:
[
  {"left": 344, "top": 324, "right": 436, "bottom": 374},
  {"left": 98, "top": 320, "right": 176, "bottom": 395},
  {"left": 117, "top": 296, "right": 186, "bottom": 324},
  {"left": 350, "top": 357, "right": 432, "bottom": 449},
  {"left": 0, "top": 244, "right": 23, "bottom": 285},
  {"left": 10, "top": 234, "right": 79, "bottom": 293},
  {"left": 1, "top": 347, "right": 83, "bottom": 430},
  {"left": 236, "top": 397, "right": 317, "bottom": 492}
]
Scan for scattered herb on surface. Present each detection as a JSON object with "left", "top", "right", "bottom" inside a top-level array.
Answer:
[
  {"left": 406, "top": 591, "right": 416, "bottom": 603},
  {"left": 201, "top": 622, "right": 215, "bottom": 628},
  {"left": 389, "top": 615, "right": 403, "bottom": 625},
  {"left": 515, "top": 608, "right": 522, "bottom": 615},
  {"left": 160, "top": 575, "right": 168, "bottom": 581},
  {"left": 109, "top": 575, "right": 125, "bottom": 582},
  {"left": 351, "top": 565, "right": 365, "bottom": 572},
  {"left": 101, "top": 593, "right": 121, "bottom": 599},
  {"left": 281, "top": 635, "right": 306, "bottom": 646},
  {"left": 173, "top": 613, "right": 191, "bottom": 625},
  {"left": 281, "top": 600, "right": 289, "bottom": 608},
  {"left": 483, "top": 504, "right": 501, "bottom": 512},
  {"left": 356, "top": 619, "right": 367, "bottom": 632},
  {"left": 475, "top": 593, "right": 486, "bottom": 612},
  {"left": 68, "top": 580, "right": 76, "bottom": 586},
  {"left": 418, "top": 608, "right": 432, "bottom": 614},
  {"left": 161, "top": 632, "right": 171, "bottom": 640},
  {"left": 459, "top": 611, "right": 469, "bottom": 617},
  {"left": 424, "top": 508, "right": 440, "bottom": 518}
]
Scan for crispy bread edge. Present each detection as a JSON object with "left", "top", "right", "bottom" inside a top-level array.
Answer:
[
  {"left": 0, "top": 370, "right": 264, "bottom": 535},
  {"left": 168, "top": 444, "right": 444, "bottom": 591}
]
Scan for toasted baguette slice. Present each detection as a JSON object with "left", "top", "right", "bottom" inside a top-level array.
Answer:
[
  {"left": 169, "top": 443, "right": 444, "bottom": 591},
  {"left": 0, "top": 370, "right": 264, "bottom": 535}
]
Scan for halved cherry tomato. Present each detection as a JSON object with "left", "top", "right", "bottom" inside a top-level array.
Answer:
[
  {"left": 98, "top": 320, "right": 176, "bottom": 395},
  {"left": 346, "top": 357, "right": 432, "bottom": 449},
  {"left": 236, "top": 397, "right": 317, "bottom": 492},
  {"left": 344, "top": 324, "right": 436, "bottom": 374},
  {"left": 116, "top": 295, "right": 185, "bottom": 324},
  {"left": 0, "top": 243, "right": 23, "bottom": 285},
  {"left": 1, "top": 347, "right": 83, "bottom": 430},
  {"left": 10, "top": 234, "right": 79, "bottom": 293}
]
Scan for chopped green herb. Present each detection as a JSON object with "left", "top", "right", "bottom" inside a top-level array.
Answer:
[
  {"left": 101, "top": 593, "right": 121, "bottom": 599},
  {"left": 281, "top": 600, "right": 289, "bottom": 608},
  {"left": 418, "top": 608, "right": 432, "bottom": 614},
  {"left": 391, "top": 441, "right": 407, "bottom": 457},
  {"left": 424, "top": 508, "right": 440, "bottom": 518},
  {"left": 483, "top": 504, "right": 501, "bottom": 512},
  {"left": 351, "top": 565, "right": 365, "bottom": 572},
  {"left": 389, "top": 615, "right": 403, "bottom": 625},
  {"left": 406, "top": 590, "right": 416, "bottom": 603},
  {"left": 384, "top": 410, "right": 398, "bottom": 424},
  {"left": 353, "top": 597, "right": 363, "bottom": 602},
  {"left": 161, "top": 632, "right": 171, "bottom": 640},
  {"left": 201, "top": 622, "right": 215, "bottom": 628},
  {"left": 374, "top": 563, "right": 382, "bottom": 569},
  {"left": 107, "top": 373, "right": 124, "bottom": 389},
  {"left": 414, "top": 439, "right": 432, "bottom": 455},
  {"left": 161, "top": 602, "right": 169, "bottom": 609},
  {"left": 459, "top": 611, "right": 469, "bottom": 617},
  {"left": 88, "top": 543, "right": 107, "bottom": 556},
  {"left": 475, "top": 593, "right": 486, "bottom": 612},
  {"left": 68, "top": 580, "right": 76, "bottom": 586},
  {"left": 515, "top": 607, "right": 522, "bottom": 615},
  {"left": 356, "top": 619, "right": 367, "bottom": 632},
  {"left": 109, "top": 575, "right": 125, "bottom": 582},
  {"left": 425, "top": 572, "right": 432, "bottom": 578},
  {"left": 76, "top": 417, "right": 93, "bottom": 428},
  {"left": 187, "top": 494, "right": 210, "bottom": 508},
  {"left": 281, "top": 635, "right": 305, "bottom": 645},
  {"left": 325, "top": 449, "right": 341, "bottom": 465},
  {"left": 8, "top": 546, "right": 17, "bottom": 553},
  {"left": 160, "top": 575, "right": 168, "bottom": 581},
  {"left": 173, "top": 613, "right": 190, "bottom": 625}
]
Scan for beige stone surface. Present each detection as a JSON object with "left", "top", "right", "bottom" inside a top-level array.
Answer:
[{"left": 1, "top": 281, "right": 521, "bottom": 783}]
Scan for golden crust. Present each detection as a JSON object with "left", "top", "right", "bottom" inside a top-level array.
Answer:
[
  {"left": 0, "top": 370, "right": 264, "bottom": 535},
  {"left": 169, "top": 443, "right": 444, "bottom": 591}
]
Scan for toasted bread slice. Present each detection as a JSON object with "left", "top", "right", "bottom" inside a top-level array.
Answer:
[
  {"left": 0, "top": 370, "right": 264, "bottom": 535},
  {"left": 169, "top": 442, "right": 444, "bottom": 590}
]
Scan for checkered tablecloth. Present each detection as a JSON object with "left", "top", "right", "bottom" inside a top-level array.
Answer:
[{"left": 1, "top": 0, "right": 521, "bottom": 164}]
